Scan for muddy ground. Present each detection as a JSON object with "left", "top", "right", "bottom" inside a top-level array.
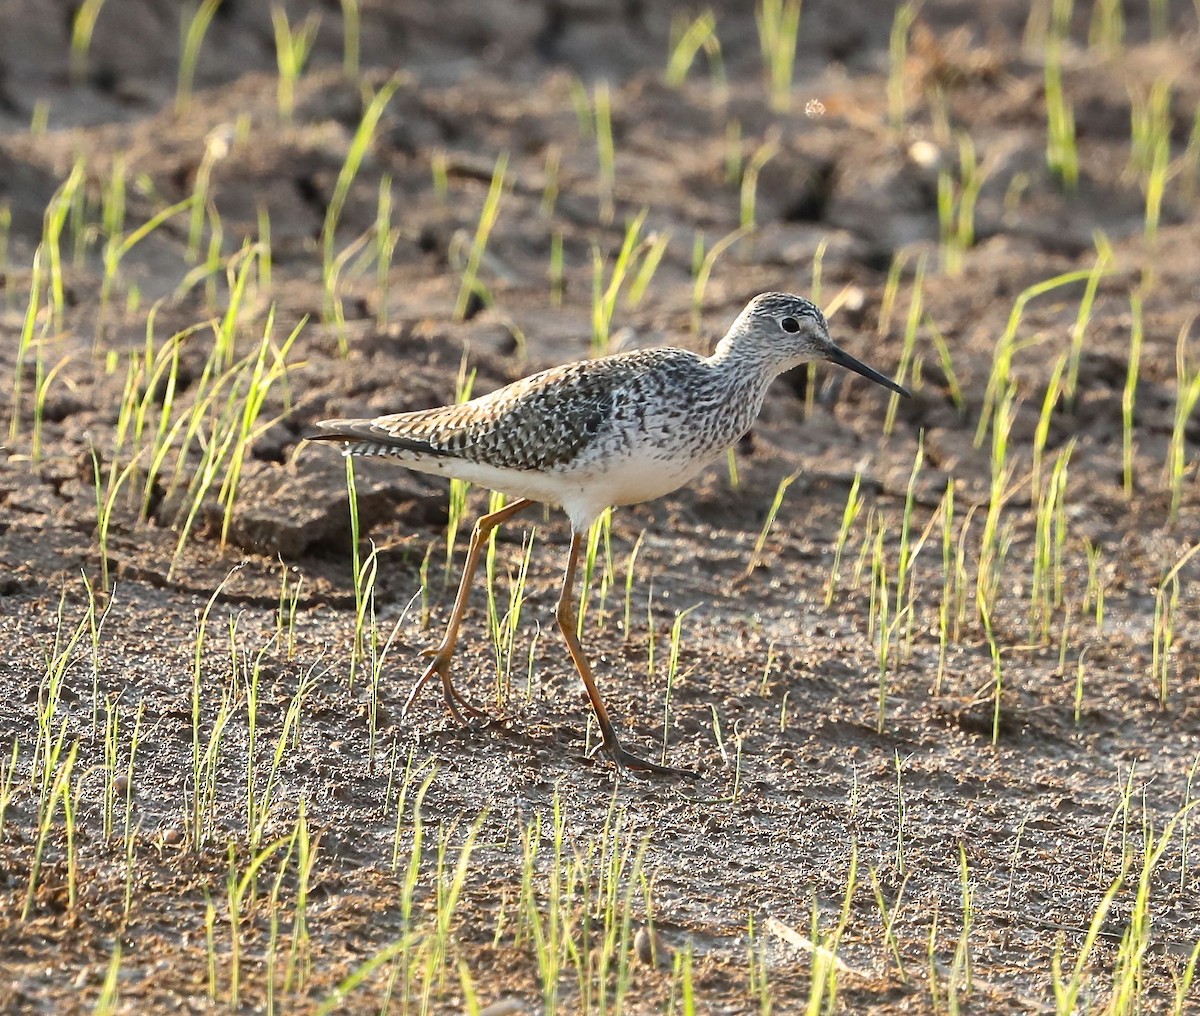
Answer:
[{"left": 2, "top": 0, "right": 1200, "bottom": 1012}]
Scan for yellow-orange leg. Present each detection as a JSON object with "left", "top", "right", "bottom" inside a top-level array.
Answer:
[
  {"left": 402, "top": 498, "right": 536, "bottom": 724},
  {"left": 556, "top": 531, "right": 697, "bottom": 778}
]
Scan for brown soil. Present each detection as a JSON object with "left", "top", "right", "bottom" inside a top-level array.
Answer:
[{"left": 2, "top": 1, "right": 1200, "bottom": 1012}]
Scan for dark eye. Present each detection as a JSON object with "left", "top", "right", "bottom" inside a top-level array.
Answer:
[{"left": 781, "top": 317, "right": 800, "bottom": 333}]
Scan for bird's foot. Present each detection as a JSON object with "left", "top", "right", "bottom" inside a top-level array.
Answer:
[
  {"left": 589, "top": 738, "right": 699, "bottom": 780},
  {"left": 403, "top": 648, "right": 497, "bottom": 731}
]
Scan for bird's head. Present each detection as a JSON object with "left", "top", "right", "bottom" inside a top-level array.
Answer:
[{"left": 719, "top": 292, "right": 910, "bottom": 397}]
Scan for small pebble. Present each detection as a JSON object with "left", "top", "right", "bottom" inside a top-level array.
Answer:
[{"left": 908, "top": 139, "right": 940, "bottom": 169}]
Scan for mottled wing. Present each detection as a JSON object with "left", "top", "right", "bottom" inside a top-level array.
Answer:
[{"left": 312, "top": 355, "right": 663, "bottom": 471}]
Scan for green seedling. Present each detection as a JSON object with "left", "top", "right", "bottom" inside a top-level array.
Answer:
[
  {"left": 340, "top": 0, "right": 360, "bottom": 80},
  {"left": 272, "top": 5, "right": 320, "bottom": 125},
  {"left": 1064, "top": 233, "right": 1112, "bottom": 405},
  {"left": 42, "top": 158, "right": 85, "bottom": 334},
  {"left": 1088, "top": 0, "right": 1123, "bottom": 51},
  {"left": 453, "top": 152, "right": 508, "bottom": 320},
  {"left": 541, "top": 144, "right": 561, "bottom": 215},
  {"left": 0, "top": 740, "right": 20, "bottom": 841},
  {"left": 90, "top": 446, "right": 143, "bottom": 593},
  {"left": 549, "top": 229, "right": 565, "bottom": 306},
  {"left": 594, "top": 81, "right": 616, "bottom": 224},
  {"left": 186, "top": 128, "right": 233, "bottom": 263},
  {"left": 1166, "top": 316, "right": 1200, "bottom": 519},
  {"left": 756, "top": 0, "right": 802, "bottom": 112},
  {"left": 691, "top": 225, "right": 750, "bottom": 334},
  {"left": 1128, "top": 78, "right": 1174, "bottom": 249},
  {"left": 1043, "top": 33, "right": 1078, "bottom": 190},
  {"left": 223, "top": 836, "right": 290, "bottom": 1009},
  {"left": 893, "top": 751, "right": 907, "bottom": 875},
  {"left": 975, "top": 268, "right": 1096, "bottom": 448},
  {"left": 23, "top": 739, "right": 79, "bottom": 920},
  {"left": 937, "top": 132, "right": 990, "bottom": 275},
  {"left": 824, "top": 469, "right": 864, "bottom": 606},
  {"left": 805, "top": 845, "right": 858, "bottom": 1013},
  {"left": 30, "top": 100, "right": 49, "bottom": 135},
  {"left": 591, "top": 210, "right": 647, "bottom": 353},
  {"left": 100, "top": 194, "right": 198, "bottom": 338},
  {"left": 746, "top": 471, "right": 800, "bottom": 577},
  {"left": 373, "top": 176, "right": 398, "bottom": 326},
  {"left": 1122, "top": 290, "right": 1143, "bottom": 498},
  {"left": 187, "top": 567, "right": 240, "bottom": 850},
  {"left": 884, "top": 256, "right": 925, "bottom": 436},
  {"left": 976, "top": 387, "right": 1016, "bottom": 626},
  {"left": 577, "top": 508, "right": 613, "bottom": 634},
  {"left": 93, "top": 943, "right": 123, "bottom": 1015},
  {"left": 746, "top": 913, "right": 772, "bottom": 1011},
  {"left": 869, "top": 865, "right": 910, "bottom": 981},
  {"left": 871, "top": 520, "right": 898, "bottom": 727},
  {"left": 157, "top": 308, "right": 302, "bottom": 579},
  {"left": 627, "top": 229, "right": 671, "bottom": 308},
  {"left": 568, "top": 75, "right": 593, "bottom": 138},
  {"left": 444, "top": 354, "right": 477, "bottom": 578},
  {"left": 887, "top": 2, "right": 922, "bottom": 131},
  {"left": 666, "top": 10, "right": 724, "bottom": 91},
  {"left": 1152, "top": 543, "right": 1200, "bottom": 705},
  {"left": 740, "top": 131, "right": 780, "bottom": 230},
  {"left": 1030, "top": 440, "right": 1074, "bottom": 644},
  {"left": 322, "top": 76, "right": 400, "bottom": 319},
  {"left": 69, "top": 0, "right": 108, "bottom": 85},
  {"left": 893, "top": 434, "right": 930, "bottom": 661},
  {"left": 661, "top": 605, "right": 698, "bottom": 765},
  {"left": 934, "top": 479, "right": 957, "bottom": 693},
  {"left": 176, "top": 0, "right": 223, "bottom": 115},
  {"left": 877, "top": 252, "right": 907, "bottom": 338},
  {"left": 725, "top": 119, "right": 744, "bottom": 184},
  {"left": 486, "top": 519, "right": 536, "bottom": 697},
  {"left": 621, "top": 531, "right": 646, "bottom": 640},
  {"left": 926, "top": 317, "right": 963, "bottom": 411}
]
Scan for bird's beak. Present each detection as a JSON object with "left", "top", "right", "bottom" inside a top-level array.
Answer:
[{"left": 825, "top": 344, "right": 911, "bottom": 398}]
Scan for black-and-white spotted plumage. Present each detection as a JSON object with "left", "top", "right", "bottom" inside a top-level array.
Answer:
[{"left": 310, "top": 293, "right": 905, "bottom": 530}]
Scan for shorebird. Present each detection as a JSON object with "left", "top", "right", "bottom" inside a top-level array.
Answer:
[{"left": 311, "top": 293, "right": 908, "bottom": 777}]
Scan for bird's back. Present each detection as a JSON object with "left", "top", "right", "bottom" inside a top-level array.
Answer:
[{"left": 313, "top": 346, "right": 707, "bottom": 473}]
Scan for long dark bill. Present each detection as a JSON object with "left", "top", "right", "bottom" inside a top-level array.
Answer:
[{"left": 826, "top": 345, "right": 911, "bottom": 398}]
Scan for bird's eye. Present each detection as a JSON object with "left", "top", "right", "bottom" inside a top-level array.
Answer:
[{"left": 781, "top": 317, "right": 801, "bottom": 333}]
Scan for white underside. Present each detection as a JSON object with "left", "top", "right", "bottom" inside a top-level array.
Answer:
[{"left": 372, "top": 445, "right": 715, "bottom": 532}]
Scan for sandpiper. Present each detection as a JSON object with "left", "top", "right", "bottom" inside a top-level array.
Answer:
[{"left": 311, "top": 292, "right": 909, "bottom": 776}]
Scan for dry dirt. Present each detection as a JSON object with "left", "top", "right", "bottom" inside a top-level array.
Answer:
[{"left": 2, "top": 1, "right": 1200, "bottom": 1013}]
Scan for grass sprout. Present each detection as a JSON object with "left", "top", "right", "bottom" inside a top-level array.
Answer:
[
  {"left": 666, "top": 10, "right": 725, "bottom": 93},
  {"left": 594, "top": 82, "right": 616, "bottom": 224},
  {"left": 740, "top": 131, "right": 780, "bottom": 230},
  {"left": 69, "top": 0, "right": 108, "bottom": 85},
  {"left": 756, "top": 0, "right": 803, "bottom": 112},
  {"left": 176, "top": 0, "right": 223, "bottom": 115},
  {"left": 887, "top": 2, "right": 922, "bottom": 131},
  {"left": 453, "top": 152, "right": 508, "bottom": 320},
  {"left": 1166, "top": 315, "right": 1200, "bottom": 519},
  {"left": 746, "top": 471, "right": 800, "bottom": 577},
  {"left": 271, "top": 5, "right": 321, "bottom": 126},
  {"left": 1043, "top": 32, "right": 1078, "bottom": 190}
]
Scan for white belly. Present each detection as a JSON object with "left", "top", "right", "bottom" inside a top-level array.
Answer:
[{"left": 379, "top": 442, "right": 717, "bottom": 532}]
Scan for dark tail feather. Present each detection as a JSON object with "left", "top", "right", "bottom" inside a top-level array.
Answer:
[{"left": 307, "top": 418, "right": 446, "bottom": 458}]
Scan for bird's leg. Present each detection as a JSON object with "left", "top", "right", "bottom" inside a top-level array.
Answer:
[
  {"left": 402, "top": 497, "right": 536, "bottom": 724},
  {"left": 556, "top": 531, "right": 698, "bottom": 778}
]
